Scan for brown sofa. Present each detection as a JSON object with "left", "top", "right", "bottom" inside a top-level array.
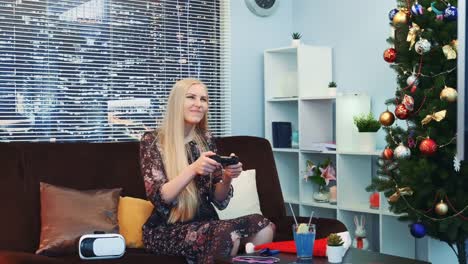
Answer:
[{"left": 0, "top": 136, "right": 347, "bottom": 263}]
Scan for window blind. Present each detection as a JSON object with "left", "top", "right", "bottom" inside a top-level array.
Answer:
[{"left": 0, "top": 0, "right": 231, "bottom": 142}]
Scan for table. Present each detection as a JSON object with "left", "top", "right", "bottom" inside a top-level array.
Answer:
[{"left": 215, "top": 248, "right": 431, "bottom": 264}]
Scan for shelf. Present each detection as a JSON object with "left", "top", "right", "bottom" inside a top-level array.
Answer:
[
  {"left": 267, "top": 97, "right": 298, "bottom": 102},
  {"left": 264, "top": 44, "right": 418, "bottom": 261},
  {"left": 301, "top": 201, "right": 337, "bottom": 209},
  {"left": 300, "top": 96, "right": 336, "bottom": 101},
  {"left": 284, "top": 198, "right": 300, "bottom": 204},
  {"left": 300, "top": 149, "right": 336, "bottom": 154},
  {"left": 337, "top": 150, "right": 382, "bottom": 156},
  {"left": 338, "top": 203, "right": 381, "bottom": 215},
  {"left": 273, "top": 148, "right": 299, "bottom": 153},
  {"left": 381, "top": 209, "right": 405, "bottom": 217},
  {"left": 265, "top": 47, "right": 297, "bottom": 53}
]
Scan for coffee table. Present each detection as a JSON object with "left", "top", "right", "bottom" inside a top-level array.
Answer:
[{"left": 215, "top": 247, "right": 431, "bottom": 264}]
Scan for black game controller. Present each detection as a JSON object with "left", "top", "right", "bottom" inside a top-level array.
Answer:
[{"left": 210, "top": 155, "right": 239, "bottom": 166}]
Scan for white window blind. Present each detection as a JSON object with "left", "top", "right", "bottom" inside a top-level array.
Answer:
[{"left": 0, "top": 0, "right": 231, "bottom": 142}]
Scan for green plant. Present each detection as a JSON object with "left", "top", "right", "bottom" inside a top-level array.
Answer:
[
  {"left": 353, "top": 112, "right": 381, "bottom": 132},
  {"left": 291, "top": 32, "right": 302, "bottom": 39},
  {"left": 328, "top": 81, "right": 337, "bottom": 88},
  {"left": 327, "top": 233, "right": 344, "bottom": 246}
]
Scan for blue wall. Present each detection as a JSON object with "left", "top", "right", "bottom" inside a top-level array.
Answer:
[
  {"left": 291, "top": 0, "right": 396, "bottom": 149},
  {"left": 230, "top": 0, "right": 291, "bottom": 137}
]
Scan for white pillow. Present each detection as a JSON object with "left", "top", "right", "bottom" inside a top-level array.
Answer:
[{"left": 215, "top": 169, "right": 263, "bottom": 220}]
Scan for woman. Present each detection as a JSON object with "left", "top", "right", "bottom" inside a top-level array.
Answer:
[{"left": 140, "top": 78, "right": 274, "bottom": 263}]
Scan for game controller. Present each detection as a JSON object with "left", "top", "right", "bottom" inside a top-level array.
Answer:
[{"left": 210, "top": 155, "right": 239, "bottom": 166}]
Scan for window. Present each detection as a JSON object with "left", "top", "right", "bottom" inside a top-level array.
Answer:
[{"left": 0, "top": 0, "right": 231, "bottom": 142}]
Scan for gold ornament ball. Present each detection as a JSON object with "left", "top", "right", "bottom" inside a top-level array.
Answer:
[
  {"left": 440, "top": 86, "right": 458, "bottom": 102},
  {"left": 435, "top": 200, "right": 448, "bottom": 216},
  {"left": 379, "top": 110, "right": 395, "bottom": 126},
  {"left": 393, "top": 9, "right": 409, "bottom": 25}
]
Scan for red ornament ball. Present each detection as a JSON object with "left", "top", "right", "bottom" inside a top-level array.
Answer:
[
  {"left": 395, "top": 104, "right": 409, "bottom": 119},
  {"left": 383, "top": 48, "right": 397, "bottom": 63},
  {"left": 382, "top": 148, "right": 394, "bottom": 160},
  {"left": 419, "top": 138, "right": 437, "bottom": 155}
]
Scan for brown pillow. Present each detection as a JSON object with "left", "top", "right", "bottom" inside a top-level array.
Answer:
[{"left": 36, "top": 182, "right": 122, "bottom": 256}]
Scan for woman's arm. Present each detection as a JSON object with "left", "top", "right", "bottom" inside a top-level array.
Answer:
[
  {"left": 213, "top": 161, "right": 243, "bottom": 202},
  {"left": 160, "top": 151, "right": 220, "bottom": 204},
  {"left": 214, "top": 174, "right": 233, "bottom": 202},
  {"left": 140, "top": 132, "right": 219, "bottom": 204}
]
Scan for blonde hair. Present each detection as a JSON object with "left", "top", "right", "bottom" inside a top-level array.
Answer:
[{"left": 158, "top": 78, "right": 209, "bottom": 223}]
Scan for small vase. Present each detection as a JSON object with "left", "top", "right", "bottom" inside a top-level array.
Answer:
[
  {"left": 291, "top": 39, "right": 301, "bottom": 47},
  {"left": 313, "top": 186, "right": 329, "bottom": 203},
  {"left": 328, "top": 88, "right": 337, "bottom": 96},
  {"left": 327, "top": 245, "right": 344, "bottom": 263}
]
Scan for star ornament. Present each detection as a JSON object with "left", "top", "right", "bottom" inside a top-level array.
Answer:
[{"left": 320, "top": 164, "right": 336, "bottom": 185}]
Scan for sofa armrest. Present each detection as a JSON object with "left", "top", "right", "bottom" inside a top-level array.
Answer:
[{"left": 272, "top": 216, "right": 348, "bottom": 241}]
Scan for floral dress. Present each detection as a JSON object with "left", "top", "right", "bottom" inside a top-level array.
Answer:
[{"left": 139, "top": 131, "right": 271, "bottom": 264}]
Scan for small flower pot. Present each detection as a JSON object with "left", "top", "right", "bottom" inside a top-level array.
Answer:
[
  {"left": 291, "top": 39, "right": 301, "bottom": 47},
  {"left": 328, "top": 88, "right": 337, "bottom": 96},
  {"left": 357, "top": 132, "right": 376, "bottom": 152},
  {"left": 327, "top": 245, "right": 344, "bottom": 263}
]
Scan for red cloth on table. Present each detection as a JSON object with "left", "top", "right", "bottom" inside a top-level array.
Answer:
[{"left": 254, "top": 238, "right": 327, "bottom": 257}]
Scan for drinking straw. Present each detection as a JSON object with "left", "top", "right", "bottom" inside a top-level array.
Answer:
[
  {"left": 307, "top": 210, "right": 315, "bottom": 227},
  {"left": 288, "top": 203, "right": 298, "bottom": 226}
]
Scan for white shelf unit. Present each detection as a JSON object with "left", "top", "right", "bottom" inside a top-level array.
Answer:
[{"left": 263, "top": 45, "right": 417, "bottom": 260}]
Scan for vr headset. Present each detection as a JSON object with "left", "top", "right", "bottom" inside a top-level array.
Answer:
[{"left": 78, "top": 233, "right": 125, "bottom": 260}]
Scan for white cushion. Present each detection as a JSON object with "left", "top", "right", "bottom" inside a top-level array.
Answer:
[{"left": 215, "top": 169, "right": 263, "bottom": 220}]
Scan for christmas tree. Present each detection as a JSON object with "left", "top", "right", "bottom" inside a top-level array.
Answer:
[{"left": 367, "top": 1, "right": 467, "bottom": 263}]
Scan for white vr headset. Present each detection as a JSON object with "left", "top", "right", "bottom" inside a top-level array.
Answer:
[{"left": 78, "top": 233, "right": 126, "bottom": 260}]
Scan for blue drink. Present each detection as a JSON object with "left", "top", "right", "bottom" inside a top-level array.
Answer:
[{"left": 292, "top": 224, "right": 316, "bottom": 260}]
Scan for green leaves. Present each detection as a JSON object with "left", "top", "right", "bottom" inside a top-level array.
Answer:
[
  {"left": 353, "top": 112, "right": 381, "bottom": 132},
  {"left": 291, "top": 32, "right": 302, "bottom": 39}
]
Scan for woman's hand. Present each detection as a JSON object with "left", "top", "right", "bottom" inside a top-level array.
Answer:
[
  {"left": 190, "top": 151, "right": 220, "bottom": 176},
  {"left": 222, "top": 153, "right": 243, "bottom": 182}
]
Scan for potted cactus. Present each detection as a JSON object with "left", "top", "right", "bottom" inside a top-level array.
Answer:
[
  {"left": 353, "top": 112, "right": 381, "bottom": 152},
  {"left": 291, "top": 32, "right": 302, "bottom": 47},
  {"left": 328, "top": 81, "right": 337, "bottom": 96},
  {"left": 327, "top": 233, "right": 345, "bottom": 263}
]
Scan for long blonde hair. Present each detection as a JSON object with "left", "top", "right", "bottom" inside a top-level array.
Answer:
[{"left": 158, "top": 78, "right": 209, "bottom": 223}]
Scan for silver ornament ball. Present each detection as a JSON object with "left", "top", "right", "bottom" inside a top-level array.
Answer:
[
  {"left": 415, "top": 39, "right": 431, "bottom": 55},
  {"left": 394, "top": 144, "right": 411, "bottom": 159},
  {"left": 406, "top": 75, "right": 419, "bottom": 86}
]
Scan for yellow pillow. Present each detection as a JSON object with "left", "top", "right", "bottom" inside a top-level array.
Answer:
[{"left": 118, "top": 196, "right": 154, "bottom": 248}]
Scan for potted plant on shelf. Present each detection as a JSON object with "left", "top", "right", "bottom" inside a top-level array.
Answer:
[
  {"left": 303, "top": 158, "right": 337, "bottom": 204},
  {"left": 328, "top": 81, "right": 337, "bottom": 96},
  {"left": 327, "top": 233, "right": 345, "bottom": 263},
  {"left": 291, "top": 32, "right": 302, "bottom": 47},
  {"left": 353, "top": 112, "right": 381, "bottom": 152}
]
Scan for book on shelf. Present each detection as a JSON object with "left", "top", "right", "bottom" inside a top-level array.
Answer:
[{"left": 307, "top": 142, "right": 336, "bottom": 152}]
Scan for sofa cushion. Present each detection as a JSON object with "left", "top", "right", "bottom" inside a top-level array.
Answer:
[
  {"left": 118, "top": 196, "right": 154, "bottom": 248},
  {"left": 215, "top": 169, "right": 262, "bottom": 219},
  {"left": 214, "top": 136, "right": 287, "bottom": 221},
  {"left": 36, "top": 183, "right": 121, "bottom": 256}
]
